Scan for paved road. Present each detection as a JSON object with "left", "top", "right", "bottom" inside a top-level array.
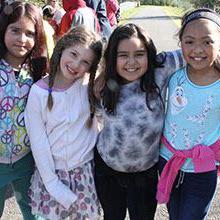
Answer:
[
  {"left": 2, "top": 6, "right": 220, "bottom": 220},
  {"left": 123, "top": 6, "right": 180, "bottom": 53}
]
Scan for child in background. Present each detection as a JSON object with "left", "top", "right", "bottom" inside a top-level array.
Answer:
[
  {"left": 105, "top": 0, "right": 119, "bottom": 29},
  {"left": 42, "top": 19, "right": 55, "bottom": 59},
  {"left": 94, "top": 23, "right": 183, "bottom": 220},
  {"left": 42, "top": 6, "right": 56, "bottom": 59},
  {"left": 0, "top": 1, "right": 47, "bottom": 219},
  {"left": 25, "top": 26, "right": 102, "bottom": 220},
  {"left": 59, "top": 0, "right": 99, "bottom": 37},
  {"left": 42, "top": 5, "right": 59, "bottom": 39},
  {"left": 157, "top": 8, "right": 220, "bottom": 220},
  {"left": 43, "top": 0, "right": 65, "bottom": 29}
]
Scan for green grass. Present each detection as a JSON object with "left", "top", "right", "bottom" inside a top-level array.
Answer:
[
  {"left": 120, "top": 6, "right": 148, "bottom": 24},
  {"left": 161, "top": 6, "right": 185, "bottom": 27}
]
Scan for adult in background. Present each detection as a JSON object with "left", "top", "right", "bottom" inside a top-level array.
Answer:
[
  {"left": 60, "top": 0, "right": 99, "bottom": 37},
  {"left": 105, "top": 0, "right": 119, "bottom": 29},
  {"left": 85, "top": 0, "right": 112, "bottom": 39},
  {"left": 42, "top": 5, "right": 59, "bottom": 35}
]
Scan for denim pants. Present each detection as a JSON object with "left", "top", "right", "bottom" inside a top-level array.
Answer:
[
  {"left": 159, "top": 157, "right": 218, "bottom": 220},
  {"left": 94, "top": 148, "right": 158, "bottom": 220},
  {"left": 0, "top": 153, "right": 35, "bottom": 220}
]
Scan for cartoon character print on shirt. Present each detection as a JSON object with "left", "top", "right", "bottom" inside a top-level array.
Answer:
[
  {"left": 170, "top": 86, "right": 188, "bottom": 115},
  {"left": 170, "top": 75, "right": 188, "bottom": 115}
]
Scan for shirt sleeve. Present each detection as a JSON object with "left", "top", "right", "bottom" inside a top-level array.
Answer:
[
  {"left": 24, "top": 85, "right": 77, "bottom": 209},
  {"left": 96, "top": 0, "right": 112, "bottom": 38},
  {"left": 108, "top": 0, "right": 119, "bottom": 12},
  {"left": 71, "top": 13, "right": 83, "bottom": 28},
  {"left": 59, "top": 13, "right": 71, "bottom": 37},
  {"left": 157, "top": 49, "right": 185, "bottom": 81}
]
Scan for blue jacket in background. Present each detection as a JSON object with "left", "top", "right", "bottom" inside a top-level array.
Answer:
[{"left": 85, "top": 0, "right": 112, "bottom": 38}]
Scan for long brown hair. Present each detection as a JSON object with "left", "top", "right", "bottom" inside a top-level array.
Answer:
[
  {"left": 0, "top": 1, "right": 47, "bottom": 82},
  {"left": 47, "top": 26, "right": 103, "bottom": 126}
]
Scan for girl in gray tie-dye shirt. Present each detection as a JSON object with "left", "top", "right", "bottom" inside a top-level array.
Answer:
[{"left": 94, "top": 23, "right": 183, "bottom": 220}]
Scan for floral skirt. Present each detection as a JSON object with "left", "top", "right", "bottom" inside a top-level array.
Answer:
[{"left": 28, "top": 160, "right": 101, "bottom": 220}]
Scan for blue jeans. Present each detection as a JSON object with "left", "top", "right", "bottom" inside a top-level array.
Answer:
[
  {"left": 94, "top": 148, "right": 158, "bottom": 220},
  {"left": 159, "top": 157, "right": 218, "bottom": 220}
]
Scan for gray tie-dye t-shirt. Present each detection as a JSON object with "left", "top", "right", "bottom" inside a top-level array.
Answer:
[{"left": 96, "top": 51, "right": 183, "bottom": 172}]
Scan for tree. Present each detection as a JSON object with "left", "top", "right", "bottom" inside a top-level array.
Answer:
[{"left": 190, "top": 0, "right": 220, "bottom": 9}]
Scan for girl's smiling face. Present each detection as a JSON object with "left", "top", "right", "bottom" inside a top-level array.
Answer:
[
  {"left": 116, "top": 36, "right": 148, "bottom": 83},
  {"left": 4, "top": 16, "right": 36, "bottom": 68},
  {"left": 59, "top": 43, "right": 95, "bottom": 85},
  {"left": 181, "top": 19, "right": 220, "bottom": 74}
]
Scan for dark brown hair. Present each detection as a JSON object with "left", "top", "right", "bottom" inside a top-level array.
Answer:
[
  {"left": 97, "top": 23, "right": 163, "bottom": 114},
  {"left": 178, "top": 8, "right": 220, "bottom": 71},
  {"left": 0, "top": 1, "right": 47, "bottom": 82}
]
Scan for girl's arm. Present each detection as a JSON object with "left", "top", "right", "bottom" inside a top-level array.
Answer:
[
  {"left": 108, "top": 0, "right": 119, "bottom": 13},
  {"left": 24, "top": 85, "right": 76, "bottom": 209},
  {"left": 157, "top": 49, "right": 185, "bottom": 80}
]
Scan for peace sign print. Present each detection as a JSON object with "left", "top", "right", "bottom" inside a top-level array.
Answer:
[
  {"left": 24, "top": 134, "right": 30, "bottom": 147},
  {"left": 0, "top": 107, "right": 6, "bottom": 119},
  {"left": 1, "top": 132, "right": 12, "bottom": 144},
  {"left": 5, "top": 83, "right": 15, "bottom": 96},
  {"left": 0, "top": 69, "right": 9, "bottom": 87},
  {"left": 16, "top": 98, "right": 25, "bottom": 112},
  {"left": 17, "top": 111, "right": 25, "bottom": 127},
  {"left": 1, "top": 96, "right": 14, "bottom": 112},
  {"left": 12, "top": 144, "right": 22, "bottom": 155},
  {"left": 19, "top": 83, "right": 31, "bottom": 99}
]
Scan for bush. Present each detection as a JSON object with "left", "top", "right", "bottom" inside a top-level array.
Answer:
[
  {"left": 26, "top": 0, "right": 46, "bottom": 7},
  {"left": 170, "top": 0, "right": 193, "bottom": 10}
]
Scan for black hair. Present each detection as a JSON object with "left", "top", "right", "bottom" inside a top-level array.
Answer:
[
  {"left": 101, "top": 23, "right": 164, "bottom": 114},
  {"left": 0, "top": 1, "right": 47, "bottom": 82},
  {"left": 178, "top": 8, "right": 220, "bottom": 41},
  {"left": 42, "top": 5, "right": 54, "bottom": 19},
  {"left": 178, "top": 8, "right": 220, "bottom": 71}
]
